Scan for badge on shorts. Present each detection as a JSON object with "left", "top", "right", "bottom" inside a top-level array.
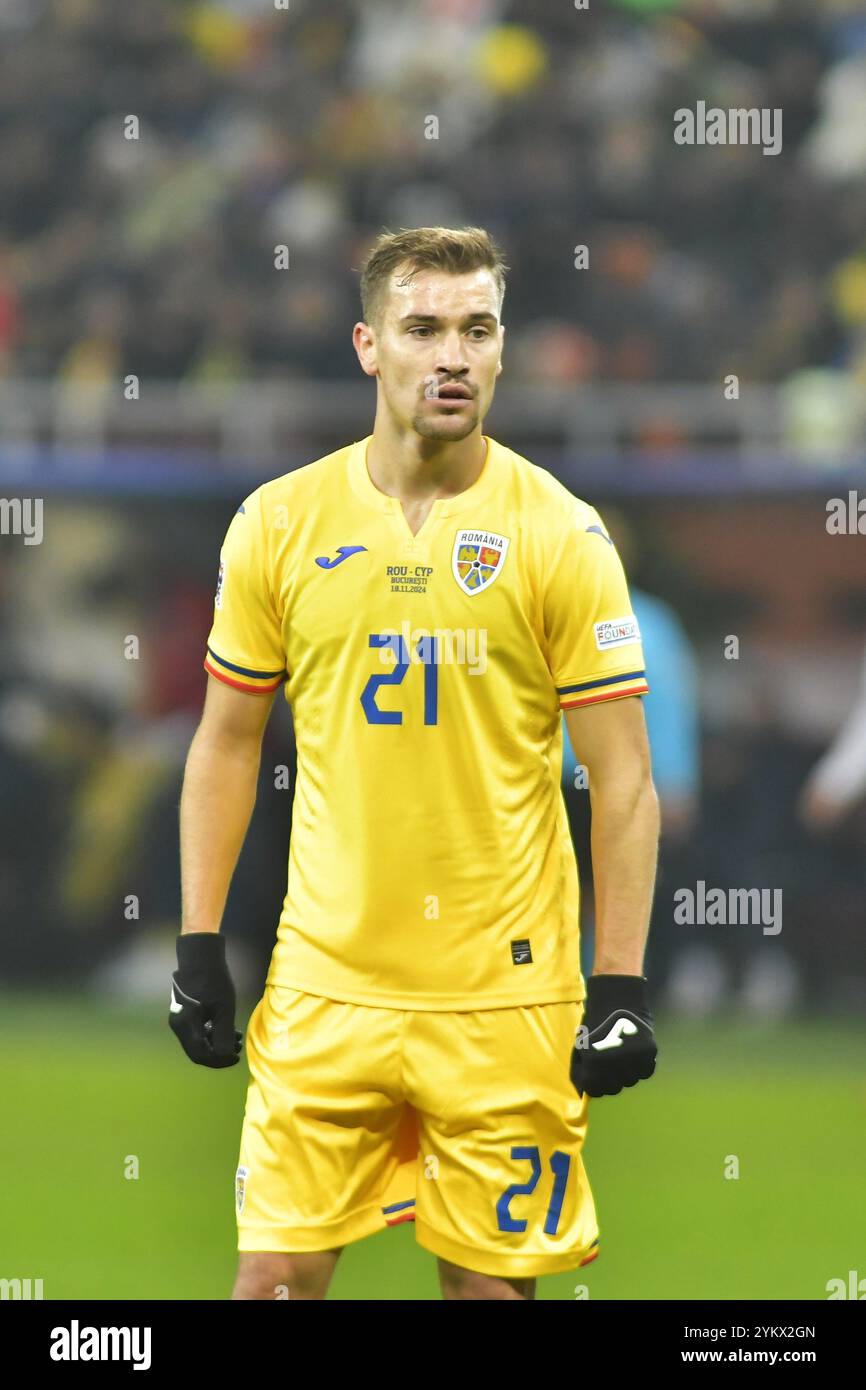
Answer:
[
  {"left": 511, "top": 938, "right": 533, "bottom": 965},
  {"left": 235, "top": 1165, "right": 248, "bottom": 1214}
]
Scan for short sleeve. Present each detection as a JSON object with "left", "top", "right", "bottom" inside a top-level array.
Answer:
[
  {"left": 203, "top": 490, "right": 287, "bottom": 694},
  {"left": 544, "top": 502, "right": 649, "bottom": 710}
]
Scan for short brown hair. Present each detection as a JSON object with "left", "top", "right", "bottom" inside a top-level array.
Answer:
[{"left": 359, "top": 225, "right": 508, "bottom": 332}]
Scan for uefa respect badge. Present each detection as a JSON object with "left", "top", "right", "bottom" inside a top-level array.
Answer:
[{"left": 235, "top": 1165, "right": 248, "bottom": 1214}]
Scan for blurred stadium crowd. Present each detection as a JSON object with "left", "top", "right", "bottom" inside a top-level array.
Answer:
[
  {"left": 1, "top": 0, "right": 865, "bottom": 393},
  {"left": 1, "top": 0, "right": 865, "bottom": 1014}
]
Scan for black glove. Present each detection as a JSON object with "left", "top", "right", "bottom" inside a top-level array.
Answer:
[
  {"left": 570, "top": 974, "right": 657, "bottom": 1098},
  {"left": 169, "top": 933, "right": 242, "bottom": 1068}
]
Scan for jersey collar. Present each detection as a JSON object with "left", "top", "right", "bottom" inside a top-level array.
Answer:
[{"left": 347, "top": 435, "right": 499, "bottom": 518}]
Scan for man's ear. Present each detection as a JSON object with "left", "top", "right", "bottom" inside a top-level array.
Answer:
[{"left": 353, "top": 321, "right": 378, "bottom": 378}]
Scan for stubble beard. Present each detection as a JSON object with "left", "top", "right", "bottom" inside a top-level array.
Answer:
[{"left": 411, "top": 403, "right": 480, "bottom": 441}]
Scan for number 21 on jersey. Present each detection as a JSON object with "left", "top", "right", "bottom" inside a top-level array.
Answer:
[{"left": 360, "top": 633, "right": 439, "bottom": 726}]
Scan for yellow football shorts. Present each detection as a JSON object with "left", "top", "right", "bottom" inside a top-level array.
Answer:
[{"left": 235, "top": 985, "right": 599, "bottom": 1279}]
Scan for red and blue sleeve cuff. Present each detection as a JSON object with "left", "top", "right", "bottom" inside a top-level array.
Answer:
[
  {"left": 203, "top": 645, "right": 286, "bottom": 694},
  {"left": 557, "top": 670, "right": 648, "bottom": 710}
]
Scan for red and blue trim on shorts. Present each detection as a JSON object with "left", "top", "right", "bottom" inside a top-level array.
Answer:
[{"left": 382, "top": 1198, "right": 416, "bottom": 1227}]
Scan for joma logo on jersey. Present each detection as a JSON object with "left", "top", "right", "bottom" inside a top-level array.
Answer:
[{"left": 452, "top": 530, "right": 510, "bottom": 595}]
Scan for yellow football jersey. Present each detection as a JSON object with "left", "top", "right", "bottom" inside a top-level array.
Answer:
[{"left": 204, "top": 434, "right": 648, "bottom": 1009}]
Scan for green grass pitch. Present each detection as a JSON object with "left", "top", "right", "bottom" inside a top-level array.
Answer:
[{"left": 1, "top": 994, "right": 864, "bottom": 1300}]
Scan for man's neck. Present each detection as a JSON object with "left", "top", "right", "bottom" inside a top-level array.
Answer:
[{"left": 365, "top": 430, "right": 488, "bottom": 504}]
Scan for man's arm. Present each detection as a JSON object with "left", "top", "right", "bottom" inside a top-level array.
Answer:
[
  {"left": 564, "top": 694, "right": 659, "bottom": 974},
  {"left": 180, "top": 674, "right": 277, "bottom": 936},
  {"left": 799, "top": 646, "right": 866, "bottom": 830},
  {"left": 170, "top": 675, "right": 277, "bottom": 1068},
  {"left": 565, "top": 695, "right": 659, "bottom": 1097}
]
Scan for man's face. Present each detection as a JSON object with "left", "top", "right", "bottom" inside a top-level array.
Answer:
[{"left": 357, "top": 265, "right": 504, "bottom": 442}]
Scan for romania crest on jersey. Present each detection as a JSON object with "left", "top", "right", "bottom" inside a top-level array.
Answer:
[{"left": 452, "top": 530, "right": 510, "bottom": 595}]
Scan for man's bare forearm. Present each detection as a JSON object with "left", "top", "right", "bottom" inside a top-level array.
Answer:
[
  {"left": 179, "top": 728, "right": 262, "bottom": 935},
  {"left": 589, "top": 774, "right": 660, "bottom": 976}
]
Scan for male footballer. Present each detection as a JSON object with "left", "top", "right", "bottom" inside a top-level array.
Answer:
[{"left": 173, "top": 226, "right": 659, "bottom": 1301}]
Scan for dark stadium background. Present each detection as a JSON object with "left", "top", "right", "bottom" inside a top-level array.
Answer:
[{"left": 1, "top": 0, "right": 864, "bottom": 1302}]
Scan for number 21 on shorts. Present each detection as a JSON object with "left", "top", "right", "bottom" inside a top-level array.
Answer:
[{"left": 496, "top": 1146, "right": 571, "bottom": 1235}]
